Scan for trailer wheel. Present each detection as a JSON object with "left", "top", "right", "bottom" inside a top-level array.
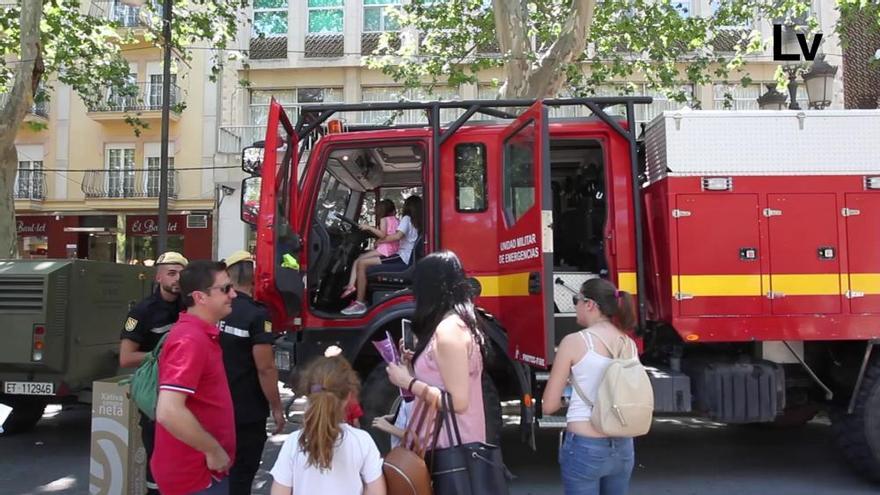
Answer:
[
  {"left": 0, "top": 395, "right": 47, "bottom": 435},
  {"left": 831, "top": 358, "right": 880, "bottom": 483}
]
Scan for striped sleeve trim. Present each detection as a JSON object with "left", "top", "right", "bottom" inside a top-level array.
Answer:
[{"left": 159, "top": 384, "right": 196, "bottom": 395}]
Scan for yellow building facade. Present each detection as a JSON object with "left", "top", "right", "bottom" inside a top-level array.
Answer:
[{"left": 12, "top": 1, "right": 222, "bottom": 263}]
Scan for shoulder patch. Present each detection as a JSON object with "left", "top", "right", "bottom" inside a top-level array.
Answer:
[
  {"left": 264, "top": 320, "right": 272, "bottom": 333},
  {"left": 125, "top": 317, "right": 138, "bottom": 332}
]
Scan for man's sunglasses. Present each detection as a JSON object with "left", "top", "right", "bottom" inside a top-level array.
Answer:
[{"left": 204, "top": 283, "right": 234, "bottom": 295}]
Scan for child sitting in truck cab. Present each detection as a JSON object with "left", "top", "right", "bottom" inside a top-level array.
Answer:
[
  {"left": 340, "top": 199, "right": 400, "bottom": 300},
  {"left": 342, "top": 195, "right": 422, "bottom": 316}
]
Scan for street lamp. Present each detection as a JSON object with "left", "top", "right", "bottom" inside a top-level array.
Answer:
[
  {"left": 757, "top": 84, "right": 788, "bottom": 110},
  {"left": 802, "top": 54, "right": 838, "bottom": 110},
  {"left": 121, "top": 0, "right": 173, "bottom": 254},
  {"left": 780, "top": 26, "right": 806, "bottom": 110}
]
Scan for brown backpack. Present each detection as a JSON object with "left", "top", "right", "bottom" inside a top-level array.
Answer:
[{"left": 383, "top": 395, "right": 442, "bottom": 495}]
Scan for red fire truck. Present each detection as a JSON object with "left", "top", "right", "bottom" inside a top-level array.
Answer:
[{"left": 241, "top": 98, "right": 880, "bottom": 481}]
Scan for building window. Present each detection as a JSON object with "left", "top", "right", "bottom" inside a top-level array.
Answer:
[
  {"left": 713, "top": 83, "right": 808, "bottom": 110},
  {"left": 672, "top": 0, "right": 691, "bottom": 17},
  {"left": 147, "top": 73, "right": 177, "bottom": 110},
  {"left": 253, "top": 0, "right": 288, "bottom": 37},
  {"left": 145, "top": 157, "right": 176, "bottom": 198},
  {"left": 15, "top": 160, "right": 44, "bottom": 200},
  {"left": 308, "top": 0, "right": 344, "bottom": 34},
  {"left": 455, "top": 144, "right": 487, "bottom": 212},
  {"left": 364, "top": 0, "right": 401, "bottom": 32},
  {"left": 593, "top": 83, "right": 694, "bottom": 126},
  {"left": 360, "top": 85, "right": 461, "bottom": 124},
  {"left": 249, "top": 87, "right": 342, "bottom": 126},
  {"left": 106, "top": 147, "right": 135, "bottom": 198}
]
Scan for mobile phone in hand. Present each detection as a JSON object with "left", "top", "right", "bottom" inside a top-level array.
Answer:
[{"left": 401, "top": 318, "right": 414, "bottom": 352}]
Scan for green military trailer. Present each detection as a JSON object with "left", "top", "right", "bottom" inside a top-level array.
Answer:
[{"left": 0, "top": 259, "right": 153, "bottom": 434}]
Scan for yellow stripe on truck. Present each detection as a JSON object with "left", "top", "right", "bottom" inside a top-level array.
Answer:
[
  {"left": 849, "top": 273, "right": 880, "bottom": 295},
  {"left": 618, "top": 272, "right": 637, "bottom": 294},
  {"left": 475, "top": 273, "right": 531, "bottom": 297},
  {"left": 671, "top": 273, "right": 880, "bottom": 297},
  {"left": 769, "top": 274, "right": 841, "bottom": 295},
  {"left": 676, "top": 274, "right": 764, "bottom": 297}
]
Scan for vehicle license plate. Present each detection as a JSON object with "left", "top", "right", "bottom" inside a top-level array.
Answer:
[{"left": 4, "top": 381, "right": 55, "bottom": 396}]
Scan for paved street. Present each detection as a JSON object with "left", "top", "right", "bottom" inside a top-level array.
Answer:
[{"left": 1, "top": 397, "right": 877, "bottom": 495}]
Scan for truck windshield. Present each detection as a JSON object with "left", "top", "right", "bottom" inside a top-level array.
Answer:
[{"left": 314, "top": 174, "right": 353, "bottom": 229}]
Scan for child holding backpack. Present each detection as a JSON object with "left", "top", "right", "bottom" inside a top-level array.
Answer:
[
  {"left": 542, "top": 278, "right": 654, "bottom": 495},
  {"left": 269, "top": 356, "right": 386, "bottom": 495}
]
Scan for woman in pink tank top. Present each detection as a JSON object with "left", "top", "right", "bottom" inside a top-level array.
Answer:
[{"left": 386, "top": 251, "right": 487, "bottom": 448}]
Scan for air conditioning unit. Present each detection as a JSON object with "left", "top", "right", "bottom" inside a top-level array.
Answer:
[{"left": 186, "top": 214, "right": 208, "bottom": 229}]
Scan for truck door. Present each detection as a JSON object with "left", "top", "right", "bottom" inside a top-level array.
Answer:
[
  {"left": 495, "top": 102, "right": 554, "bottom": 368},
  {"left": 255, "top": 99, "right": 304, "bottom": 325},
  {"left": 844, "top": 193, "right": 880, "bottom": 314},
  {"left": 767, "top": 193, "right": 841, "bottom": 314},
  {"left": 675, "top": 194, "right": 764, "bottom": 315}
]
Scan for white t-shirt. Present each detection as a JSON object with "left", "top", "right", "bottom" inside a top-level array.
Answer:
[
  {"left": 396, "top": 215, "right": 420, "bottom": 265},
  {"left": 270, "top": 424, "right": 383, "bottom": 494}
]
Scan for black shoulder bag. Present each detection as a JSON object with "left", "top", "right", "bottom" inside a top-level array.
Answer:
[{"left": 427, "top": 392, "right": 513, "bottom": 495}]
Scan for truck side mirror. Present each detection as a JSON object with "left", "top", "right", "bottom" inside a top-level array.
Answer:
[
  {"left": 241, "top": 145, "right": 264, "bottom": 175},
  {"left": 241, "top": 176, "right": 261, "bottom": 225}
]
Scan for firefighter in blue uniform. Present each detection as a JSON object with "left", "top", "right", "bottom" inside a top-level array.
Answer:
[
  {"left": 219, "top": 250, "right": 286, "bottom": 495},
  {"left": 119, "top": 251, "right": 188, "bottom": 495}
]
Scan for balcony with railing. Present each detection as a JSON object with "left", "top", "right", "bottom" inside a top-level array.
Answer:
[
  {"left": 82, "top": 169, "right": 180, "bottom": 200},
  {"left": 87, "top": 82, "right": 182, "bottom": 121},
  {"left": 89, "top": 0, "right": 149, "bottom": 28},
  {"left": 14, "top": 169, "right": 46, "bottom": 201},
  {"left": 0, "top": 93, "right": 49, "bottom": 122}
]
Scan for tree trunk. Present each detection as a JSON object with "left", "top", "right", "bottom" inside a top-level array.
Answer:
[
  {"left": 0, "top": 145, "right": 16, "bottom": 258},
  {"left": 0, "top": 1, "right": 44, "bottom": 258},
  {"left": 496, "top": 0, "right": 596, "bottom": 100}
]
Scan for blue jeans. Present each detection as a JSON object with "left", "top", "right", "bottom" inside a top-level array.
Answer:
[
  {"left": 558, "top": 432, "right": 635, "bottom": 495},
  {"left": 192, "top": 476, "right": 229, "bottom": 495}
]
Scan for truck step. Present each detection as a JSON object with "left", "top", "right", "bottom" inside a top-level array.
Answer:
[{"left": 538, "top": 415, "right": 567, "bottom": 429}]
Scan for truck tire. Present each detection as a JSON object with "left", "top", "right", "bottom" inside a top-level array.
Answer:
[
  {"left": 360, "top": 363, "right": 402, "bottom": 454},
  {"left": 359, "top": 364, "right": 505, "bottom": 454},
  {"left": 0, "top": 395, "right": 47, "bottom": 435},
  {"left": 482, "top": 373, "right": 503, "bottom": 447},
  {"left": 831, "top": 358, "right": 880, "bottom": 483}
]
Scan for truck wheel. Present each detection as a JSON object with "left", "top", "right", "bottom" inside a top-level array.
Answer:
[
  {"left": 360, "top": 364, "right": 506, "bottom": 453},
  {"left": 0, "top": 395, "right": 47, "bottom": 435},
  {"left": 360, "top": 363, "right": 401, "bottom": 454},
  {"left": 831, "top": 358, "right": 880, "bottom": 483},
  {"left": 483, "top": 374, "right": 503, "bottom": 447}
]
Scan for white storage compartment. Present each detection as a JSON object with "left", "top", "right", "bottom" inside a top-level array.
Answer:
[{"left": 644, "top": 110, "right": 880, "bottom": 183}]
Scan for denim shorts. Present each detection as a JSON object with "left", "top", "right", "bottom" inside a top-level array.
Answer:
[{"left": 558, "top": 432, "right": 635, "bottom": 495}]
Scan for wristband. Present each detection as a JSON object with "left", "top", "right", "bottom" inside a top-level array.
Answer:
[{"left": 407, "top": 377, "right": 418, "bottom": 393}]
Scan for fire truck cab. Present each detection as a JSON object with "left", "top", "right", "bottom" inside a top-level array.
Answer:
[{"left": 241, "top": 98, "right": 880, "bottom": 481}]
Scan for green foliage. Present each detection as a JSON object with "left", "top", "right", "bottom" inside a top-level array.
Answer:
[
  {"left": 366, "top": 0, "right": 819, "bottom": 101},
  {"left": 836, "top": 0, "right": 880, "bottom": 48},
  {"left": 0, "top": 0, "right": 248, "bottom": 126}
]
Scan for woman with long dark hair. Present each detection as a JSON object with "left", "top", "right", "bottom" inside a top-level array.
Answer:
[
  {"left": 386, "top": 250, "right": 487, "bottom": 447},
  {"left": 542, "top": 278, "right": 638, "bottom": 495},
  {"left": 343, "top": 195, "right": 423, "bottom": 316}
]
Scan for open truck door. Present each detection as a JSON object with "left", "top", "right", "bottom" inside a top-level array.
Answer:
[
  {"left": 254, "top": 99, "right": 304, "bottom": 326},
  {"left": 495, "top": 102, "right": 554, "bottom": 368}
]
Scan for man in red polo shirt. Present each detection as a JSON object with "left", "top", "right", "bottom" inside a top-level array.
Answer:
[{"left": 153, "top": 260, "right": 238, "bottom": 495}]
